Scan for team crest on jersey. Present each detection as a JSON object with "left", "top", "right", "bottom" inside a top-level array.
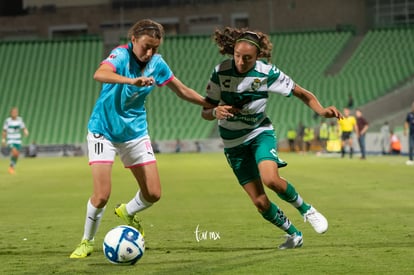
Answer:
[{"left": 251, "top": 78, "right": 262, "bottom": 91}]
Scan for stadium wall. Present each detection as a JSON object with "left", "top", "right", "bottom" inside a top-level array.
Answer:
[
  {"left": 0, "top": 133, "right": 411, "bottom": 158},
  {"left": 0, "top": 0, "right": 367, "bottom": 40}
]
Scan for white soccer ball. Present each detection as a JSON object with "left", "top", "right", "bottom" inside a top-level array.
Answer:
[{"left": 103, "top": 225, "right": 145, "bottom": 265}]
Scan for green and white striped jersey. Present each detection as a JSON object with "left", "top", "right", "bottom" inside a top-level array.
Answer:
[
  {"left": 206, "top": 59, "right": 294, "bottom": 148},
  {"left": 3, "top": 117, "right": 26, "bottom": 145}
]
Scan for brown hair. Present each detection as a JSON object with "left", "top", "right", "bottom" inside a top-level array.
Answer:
[
  {"left": 128, "top": 19, "right": 165, "bottom": 40},
  {"left": 213, "top": 27, "right": 273, "bottom": 62}
]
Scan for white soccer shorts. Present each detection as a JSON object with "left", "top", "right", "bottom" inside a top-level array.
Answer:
[{"left": 87, "top": 132, "right": 156, "bottom": 168}]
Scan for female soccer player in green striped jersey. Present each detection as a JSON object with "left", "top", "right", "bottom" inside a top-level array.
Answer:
[
  {"left": 2, "top": 107, "right": 29, "bottom": 174},
  {"left": 202, "top": 27, "right": 343, "bottom": 249}
]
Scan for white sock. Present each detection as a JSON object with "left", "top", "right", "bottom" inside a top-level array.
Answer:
[
  {"left": 82, "top": 199, "right": 106, "bottom": 241},
  {"left": 126, "top": 190, "right": 153, "bottom": 215},
  {"left": 291, "top": 194, "right": 304, "bottom": 208}
]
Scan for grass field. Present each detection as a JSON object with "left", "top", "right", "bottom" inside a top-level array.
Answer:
[{"left": 0, "top": 152, "right": 413, "bottom": 274}]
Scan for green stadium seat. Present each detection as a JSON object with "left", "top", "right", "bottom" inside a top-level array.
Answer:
[{"left": 1, "top": 28, "right": 413, "bottom": 144}]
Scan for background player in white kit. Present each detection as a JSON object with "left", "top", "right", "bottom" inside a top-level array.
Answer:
[
  {"left": 202, "top": 27, "right": 342, "bottom": 249},
  {"left": 70, "top": 19, "right": 213, "bottom": 258},
  {"left": 2, "top": 107, "right": 29, "bottom": 174}
]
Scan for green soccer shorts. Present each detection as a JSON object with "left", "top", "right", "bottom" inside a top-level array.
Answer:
[
  {"left": 9, "top": 143, "right": 22, "bottom": 151},
  {"left": 224, "top": 130, "right": 287, "bottom": 185}
]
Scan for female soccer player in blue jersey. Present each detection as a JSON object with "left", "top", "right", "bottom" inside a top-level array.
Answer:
[
  {"left": 70, "top": 19, "right": 213, "bottom": 258},
  {"left": 202, "top": 27, "right": 343, "bottom": 249}
]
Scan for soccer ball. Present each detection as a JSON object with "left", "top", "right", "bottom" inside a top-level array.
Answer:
[{"left": 103, "top": 225, "right": 145, "bottom": 265}]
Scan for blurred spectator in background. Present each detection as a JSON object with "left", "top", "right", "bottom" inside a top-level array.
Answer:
[
  {"left": 327, "top": 120, "right": 341, "bottom": 153},
  {"left": 380, "top": 121, "right": 390, "bottom": 155},
  {"left": 195, "top": 141, "right": 202, "bottom": 152},
  {"left": 287, "top": 127, "right": 297, "bottom": 152},
  {"left": 318, "top": 119, "right": 329, "bottom": 153},
  {"left": 404, "top": 101, "right": 414, "bottom": 165},
  {"left": 389, "top": 130, "right": 401, "bottom": 155},
  {"left": 175, "top": 139, "right": 182, "bottom": 153},
  {"left": 296, "top": 122, "right": 305, "bottom": 152},
  {"left": 303, "top": 126, "right": 315, "bottom": 152},
  {"left": 355, "top": 109, "right": 369, "bottom": 159},
  {"left": 26, "top": 141, "right": 37, "bottom": 158}
]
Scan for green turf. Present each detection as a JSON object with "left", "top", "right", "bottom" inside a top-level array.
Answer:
[{"left": 0, "top": 153, "right": 413, "bottom": 274}]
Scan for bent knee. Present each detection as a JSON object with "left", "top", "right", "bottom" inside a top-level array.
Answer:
[{"left": 252, "top": 195, "right": 270, "bottom": 212}]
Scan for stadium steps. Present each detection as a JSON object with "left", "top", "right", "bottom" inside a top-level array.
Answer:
[
  {"left": 336, "top": 28, "right": 414, "bottom": 107},
  {"left": 358, "top": 75, "right": 414, "bottom": 131},
  {"left": 325, "top": 34, "right": 364, "bottom": 76},
  {"left": 265, "top": 31, "right": 353, "bottom": 138}
]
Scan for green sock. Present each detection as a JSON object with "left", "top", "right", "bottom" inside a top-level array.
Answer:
[
  {"left": 277, "top": 182, "right": 311, "bottom": 215},
  {"left": 10, "top": 156, "right": 17, "bottom": 167},
  {"left": 261, "top": 202, "right": 299, "bottom": 235}
]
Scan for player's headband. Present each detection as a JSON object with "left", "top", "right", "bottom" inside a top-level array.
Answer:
[
  {"left": 136, "top": 25, "right": 162, "bottom": 39},
  {"left": 236, "top": 31, "right": 261, "bottom": 50}
]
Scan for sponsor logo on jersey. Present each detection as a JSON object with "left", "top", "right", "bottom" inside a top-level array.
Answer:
[{"left": 222, "top": 79, "right": 231, "bottom": 89}]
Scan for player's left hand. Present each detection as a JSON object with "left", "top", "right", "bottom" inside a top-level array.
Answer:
[
  {"left": 321, "top": 106, "right": 343, "bottom": 119},
  {"left": 214, "top": 105, "right": 240, "bottom": 120},
  {"left": 132, "top": 76, "right": 155, "bottom": 87}
]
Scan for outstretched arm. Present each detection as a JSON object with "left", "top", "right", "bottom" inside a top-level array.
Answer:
[
  {"left": 166, "top": 77, "right": 214, "bottom": 108},
  {"left": 292, "top": 84, "right": 343, "bottom": 119}
]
